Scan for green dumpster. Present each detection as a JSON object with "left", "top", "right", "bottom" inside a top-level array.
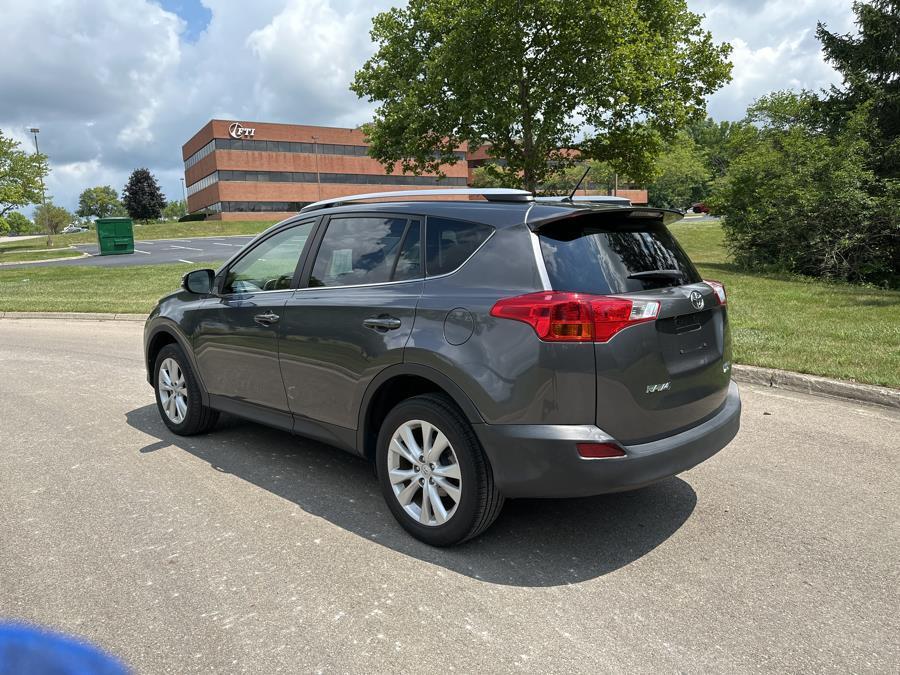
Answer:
[{"left": 96, "top": 217, "right": 134, "bottom": 256}]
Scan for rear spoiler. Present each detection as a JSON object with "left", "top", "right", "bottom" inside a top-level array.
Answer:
[{"left": 526, "top": 205, "right": 684, "bottom": 231}]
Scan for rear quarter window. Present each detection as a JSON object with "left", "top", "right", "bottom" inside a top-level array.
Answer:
[
  {"left": 539, "top": 219, "right": 701, "bottom": 294},
  {"left": 425, "top": 217, "right": 494, "bottom": 276}
]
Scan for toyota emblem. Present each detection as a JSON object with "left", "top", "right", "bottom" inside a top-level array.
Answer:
[{"left": 690, "top": 290, "right": 704, "bottom": 310}]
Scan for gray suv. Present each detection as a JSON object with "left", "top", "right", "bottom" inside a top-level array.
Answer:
[{"left": 144, "top": 189, "right": 741, "bottom": 546}]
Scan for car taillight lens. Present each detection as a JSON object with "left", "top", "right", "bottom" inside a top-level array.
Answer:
[
  {"left": 704, "top": 279, "right": 727, "bottom": 306},
  {"left": 490, "top": 292, "right": 660, "bottom": 343},
  {"left": 576, "top": 442, "right": 626, "bottom": 459}
]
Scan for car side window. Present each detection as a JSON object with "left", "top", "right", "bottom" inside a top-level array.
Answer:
[
  {"left": 223, "top": 221, "right": 314, "bottom": 294},
  {"left": 425, "top": 217, "right": 494, "bottom": 276},
  {"left": 308, "top": 217, "right": 420, "bottom": 287}
]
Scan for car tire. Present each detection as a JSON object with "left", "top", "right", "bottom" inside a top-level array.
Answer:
[
  {"left": 153, "top": 343, "right": 218, "bottom": 436},
  {"left": 376, "top": 393, "right": 504, "bottom": 546}
]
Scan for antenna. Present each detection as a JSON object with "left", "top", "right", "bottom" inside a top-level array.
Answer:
[{"left": 567, "top": 167, "right": 590, "bottom": 201}]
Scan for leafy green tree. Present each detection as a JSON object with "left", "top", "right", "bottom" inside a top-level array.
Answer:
[
  {"left": 34, "top": 202, "right": 73, "bottom": 245},
  {"left": 162, "top": 199, "right": 186, "bottom": 220},
  {"left": 711, "top": 92, "right": 899, "bottom": 286},
  {"left": 5, "top": 211, "right": 33, "bottom": 235},
  {"left": 352, "top": 0, "right": 732, "bottom": 191},
  {"left": 817, "top": 0, "right": 900, "bottom": 179},
  {"left": 77, "top": 185, "right": 125, "bottom": 219},
  {"left": 122, "top": 168, "right": 166, "bottom": 222},
  {"left": 687, "top": 118, "right": 749, "bottom": 179},
  {"left": 0, "top": 129, "right": 49, "bottom": 218},
  {"left": 647, "top": 133, "right": 711, "bottom": 209}
]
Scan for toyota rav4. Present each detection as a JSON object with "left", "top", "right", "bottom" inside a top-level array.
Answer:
[{"left": 144, "top": 189, "right": 741, "bottom": 546}]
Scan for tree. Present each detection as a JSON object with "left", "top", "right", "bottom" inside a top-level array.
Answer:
[
  {"left": 351, "top": 0, "right": 732, "bottom": 191},
  {"left": 33, "top": 202, "right": 73, "bottom": 245},
  {"left": 77, "top": 185, "right": 125, "bottom": 219},
  {"left": 122, "top": 168, "right": 166, "bottom": 222},
  {"left": 5, "top": 211, "right": 33, "bottom": 235},
  {"left": 687, "top": 118, "right": 749, "bottom": 179},
  {"left": 647, "top": 133, "right": 711, "bottom": 209},
  {"left": 817, "top": 0, "right": 900, "bottom": 179},
  {"left": 162, "top": 199, "right": 186, "bottom": 220},
  {"left": 711, "top": 92, "right": 899, "bottom": 286},
  {"left": 0, "top": 129, "right": 49, "bottom": 218}
]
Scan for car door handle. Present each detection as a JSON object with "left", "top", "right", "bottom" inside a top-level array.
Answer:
[
  {"left": 254, "top": 311, "right": 280, "bottom": 326},
  {"left": 363, "top": 317, "right": 402, "bottom": 331}
]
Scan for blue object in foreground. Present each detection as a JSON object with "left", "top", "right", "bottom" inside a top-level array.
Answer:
[{"left": 0, "top": 622, "right": 129, "bottom": 675}]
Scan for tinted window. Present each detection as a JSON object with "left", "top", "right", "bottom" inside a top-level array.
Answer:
[
  {"left": 538, "top": 219, "right": 702, "bottom": 294},
  {"left": 425, "top": 217, "right": 494, "bottom": 276},
  {"left": 223, "top": 221, "right": 315, "bottom": 294},
  {"left": 309, "top": 217, "right": 419, "bottom": 287}
]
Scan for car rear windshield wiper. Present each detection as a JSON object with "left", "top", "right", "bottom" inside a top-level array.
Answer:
[{"left": 627, "top": 269, "right": 685, "bottom": 280}]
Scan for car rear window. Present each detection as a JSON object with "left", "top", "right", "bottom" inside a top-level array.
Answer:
[
  {"left": 538, "top": 219, "right": 701, "bottom": 294},
  {"left": 426, "top": 217, "right": 494, "bottom": 276}
]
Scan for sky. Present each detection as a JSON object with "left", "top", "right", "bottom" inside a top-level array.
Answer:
[{"left": 0, "top": 0, "right": 855, "bottom": 215}]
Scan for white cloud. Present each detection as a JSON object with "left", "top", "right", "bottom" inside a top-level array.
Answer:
[{"left": 0, "top": 0, "right": 857, "bottom": 214}]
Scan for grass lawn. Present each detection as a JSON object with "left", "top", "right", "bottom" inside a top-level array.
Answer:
[
  {"left": 0, "top": 261, "right": 222, "bottom": 314},
  {"left": 0, "top": 218, "right": 897, "bottom": 388},
  {"left": 670, "top": 219, "right": 900, "bottom": 388},
  {"left": 0, "top": 248, "right": 84, "bottom": 263}
]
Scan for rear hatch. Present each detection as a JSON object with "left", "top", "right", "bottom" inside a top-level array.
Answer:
[{"left": 534, "top": 208, "right": 732, "bottom": 444}]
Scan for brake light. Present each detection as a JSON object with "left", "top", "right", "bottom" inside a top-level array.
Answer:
[
  {"left": 490, "top": 291, "right": 660, "bottom": 343},
  {"left": 704, "top": 279, "right": 727, "bottom": 306}
]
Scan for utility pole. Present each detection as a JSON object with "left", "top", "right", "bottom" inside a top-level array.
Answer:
[
  {"left": 311, "top": 136, "right": 322, "bottom": 200},
  {"left": 27, "top": 127, "right": 46, "bottom": 204},
  {"left": 180, "top": 177, "right": 187, "bottom": 215}
]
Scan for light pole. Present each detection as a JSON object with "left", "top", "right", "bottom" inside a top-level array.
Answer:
[
  {"left": 311, "top": 135, "right": 322, "bottom": 200},
  {"left": 180, "top": 177, "right": 187, "bottom": 215},
  {"left": 27, "top": 126, "right": 46, "bottom": 204}
]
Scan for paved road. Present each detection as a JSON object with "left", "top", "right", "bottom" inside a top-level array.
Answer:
[
  {"left": 1, "top": 319, "right": 897, "bottom": 673},
  {"left": 1, "top": 235, "right": 255, "bottom": 269}
]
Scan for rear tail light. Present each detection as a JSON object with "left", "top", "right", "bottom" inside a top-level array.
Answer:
[
  {"left": 576, "top": 442, "right": 626, "bottom": 459},
  {"left": 704, "top": 279, "right": 727, "bottom": 306},
  {"left": 490, "top": 292, "right": 660, "bottom": 343}
]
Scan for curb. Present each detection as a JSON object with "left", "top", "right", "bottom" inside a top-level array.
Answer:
[
  {"left": 0, "top": 311, "right": 148, "bottom": 322},
  {"left": 0, "top": 311, "right": 896, "bottom": 409},
  {"left": 0, "top": 251, "right": 90, "bottom": 267},
  {"left": 732, "top": 364, "right": 899, "bottom": 410}
]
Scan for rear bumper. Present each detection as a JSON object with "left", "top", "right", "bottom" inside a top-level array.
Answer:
[{"left": 474, "top": 381, "right": 741, "bottom": 498}]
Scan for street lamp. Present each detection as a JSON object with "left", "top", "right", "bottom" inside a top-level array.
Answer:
[
  {"left": 27, "top": 126, "right": 46, "bottom": 204},
  {"left": 311, "top": 135, "right": 322, "bottom": 200}
]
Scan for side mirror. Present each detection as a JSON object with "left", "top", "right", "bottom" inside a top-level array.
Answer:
[{"left": 181, "top": 269, "right": 215, "bottom": 294}]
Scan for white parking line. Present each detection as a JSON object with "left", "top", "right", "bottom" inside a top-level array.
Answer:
[
  {"left": 178, "top": 259, "right": 195, "bottom": 264},
  {"left": 168, "top": 245, "right": 202, "bottom": 251},
  {"left": 212, "top": 242, "right": 239, "bottom": 246},
  {"left": 133, "top": 249, "right": 151, "bottom": 255}
]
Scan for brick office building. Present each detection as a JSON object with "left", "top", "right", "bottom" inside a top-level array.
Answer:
[{"left": 182, "top": 119, "right": 646, "bottom": 220}]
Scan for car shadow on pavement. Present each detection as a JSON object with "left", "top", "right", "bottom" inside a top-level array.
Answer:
[{"left": 126, "top": 405, "right": 697, "bottom": 588}]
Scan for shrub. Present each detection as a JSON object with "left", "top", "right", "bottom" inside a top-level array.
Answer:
[
  {"left": 178, "top": 213, "right": 207, "bottom": 222},
  {"left": 711, "top": 94, "right": 900, "bottom": 287}
]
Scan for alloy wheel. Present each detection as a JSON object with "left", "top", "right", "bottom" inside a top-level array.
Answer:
[
  {"left": 387, "top": 419, "right": 462, "bottom": 526},
  {"left": 158, "top": 357, "right": 188, "bottom": 424}
]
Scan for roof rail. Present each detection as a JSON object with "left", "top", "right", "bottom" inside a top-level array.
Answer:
[{"left": 299, "top": 188, "right": 533, "bottom": 212}]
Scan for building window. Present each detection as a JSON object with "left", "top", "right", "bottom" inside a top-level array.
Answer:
[
  {"left": 184, "top": 140, "right": 215, "bottom": 169},
  {"left": 209, "top": 169, "right": 466, "bottom": 187},
  {"left": 186, "top": 171, "right": 218, "bottom": 196}
]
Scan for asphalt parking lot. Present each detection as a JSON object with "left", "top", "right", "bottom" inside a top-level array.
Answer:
[
  {"left": 2, "top": 235, "right": 254, "bottom": 269},
  {"left": 1, "top": 318, "right": 897, "bottom": 673}
]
